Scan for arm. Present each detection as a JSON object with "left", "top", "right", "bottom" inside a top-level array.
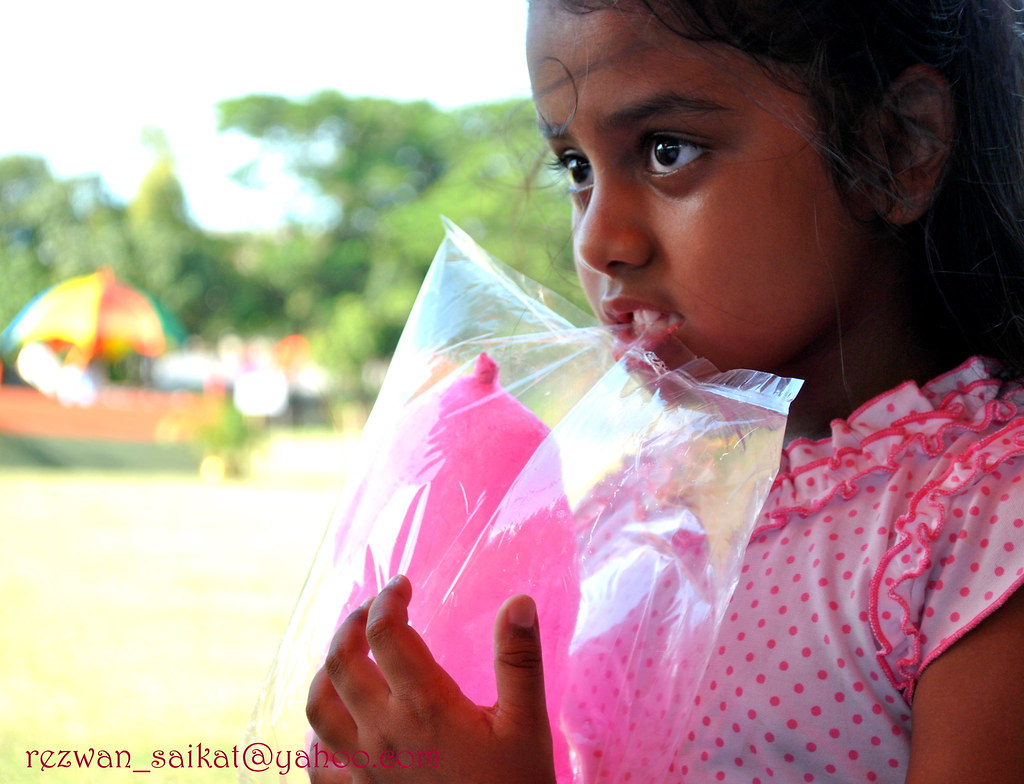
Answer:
[
  {"left": 305, "top": 576, "right": 558, "bottom": 784},
  {"left": 905, "top": 585, "right": 1024, "bottom": 783}
]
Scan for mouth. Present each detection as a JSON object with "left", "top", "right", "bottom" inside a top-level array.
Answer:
[
  {"left": 600, "top": 304, "right": 692, "bottom": 369},
  {"left": 601, "top": 303, "right": 684, "bottom": 345}
]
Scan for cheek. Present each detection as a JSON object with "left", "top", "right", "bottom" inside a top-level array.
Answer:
[{"left": 691, "top": 171, "right": 848, "bottom": 295}]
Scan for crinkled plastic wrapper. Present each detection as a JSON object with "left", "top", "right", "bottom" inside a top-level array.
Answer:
[{"left": 241, "top": 220, "right": 802, "bottom": 783}]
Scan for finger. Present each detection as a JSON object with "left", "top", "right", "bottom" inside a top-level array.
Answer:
[
  {"left": 493, "top": 594, "right": 550, "bottom": 729},
  {"left": 364, "top": 575, "right": 452, "bottom": 699},
  {"left": 323, "top": 600, "right": 391, "bottom": 716},
  {"left": 306, "top": 667, "right": 357, "bottom": 750}
]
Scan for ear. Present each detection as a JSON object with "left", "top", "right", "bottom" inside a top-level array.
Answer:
[{"left": 876, "top": 64, "right": 955, "bottom": 225}]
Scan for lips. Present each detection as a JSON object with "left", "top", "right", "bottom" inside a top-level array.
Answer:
[{"left": 599, "top": 300, "right": 693, "bottom": 369}]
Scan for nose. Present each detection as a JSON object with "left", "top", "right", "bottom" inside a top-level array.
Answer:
[{"left": 573, "top": 180, "right": 654, "bottom": 275}]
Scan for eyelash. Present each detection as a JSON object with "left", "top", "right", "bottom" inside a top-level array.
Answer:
[
  {"left": 547, "top": 134, "right": 705, "bottom": 192},
  {"left": 546, "top": 153, "right": 590, "bottom": 193}
]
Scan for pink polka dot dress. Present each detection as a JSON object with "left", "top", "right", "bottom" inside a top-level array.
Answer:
[{"left": 680, "top": 357, "right": 1024, "bottom": 783}]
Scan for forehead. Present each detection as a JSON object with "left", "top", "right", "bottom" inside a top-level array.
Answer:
[
  {"left": 526, "top": 1, "right": 793, "bottom": 125},
  {"left": 528, "top": 1, "right": 712, "bottom": 86}
]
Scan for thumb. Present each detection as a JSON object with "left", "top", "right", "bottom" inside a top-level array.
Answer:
[{"left": 493, "top": 594, "right": 550, "bottom": 726}]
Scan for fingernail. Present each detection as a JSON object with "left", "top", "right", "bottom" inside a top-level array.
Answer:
[
  {"left": 385, "top": 575, "right": 403, "bottom": 590},
  {"left": 508, "top": 597, "right": 537, "bottom": 629}
]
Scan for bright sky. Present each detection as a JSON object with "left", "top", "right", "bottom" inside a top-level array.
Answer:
[{"left": 2, "top": 0, "right": 532, "bottom": 232}]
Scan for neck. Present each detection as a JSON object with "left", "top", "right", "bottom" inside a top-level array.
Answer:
[{"left": 780, "top": 319, "right": 954, "bottom": 446}]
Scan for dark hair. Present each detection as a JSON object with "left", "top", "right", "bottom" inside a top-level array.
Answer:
[{"left": 549, "top": 0, "right": 1024, "bottom": 377}]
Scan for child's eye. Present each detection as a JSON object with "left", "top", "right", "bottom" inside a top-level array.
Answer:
[
  {"left": 549, "top": 152, "right": 593, "bottom": 191},
  {"left": 647, "top": 135, "right": 703, "bottom": 174}
]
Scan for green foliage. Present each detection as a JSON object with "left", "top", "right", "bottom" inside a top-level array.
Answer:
[
  {"left": 0, "top": 155, "right": 134, "bottom": 330},
  {"left": 216, "top": 91, "right": 581, "bottom": 397},
  {"left": 217, "top": 92, "right": 455, "bottom": 228},
  {"left": 0, "top": 92, "right": 582, "bottom": 403}
]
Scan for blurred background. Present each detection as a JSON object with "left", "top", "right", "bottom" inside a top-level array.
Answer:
[{"left": 0, "top": 1, "right": 581, "bottom": 781}]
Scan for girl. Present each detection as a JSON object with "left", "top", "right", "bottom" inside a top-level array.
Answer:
[{"left": 305, "top": 0, "right": 1024, "bottom": 781}]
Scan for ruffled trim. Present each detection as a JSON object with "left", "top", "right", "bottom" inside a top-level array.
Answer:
[
  {"left": 756, "top": 356, "right": 1024, "bottom": 700},
  {"left": 871, "top": 416, "right": 1024, "bottom": 699},
  {"left": 756, "top": 357, "right": 1019, "bottom": 534}
]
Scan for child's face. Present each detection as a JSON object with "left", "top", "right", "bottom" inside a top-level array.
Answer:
[{"left": 527, "top": 0, "right": 900, "bottom": 379}]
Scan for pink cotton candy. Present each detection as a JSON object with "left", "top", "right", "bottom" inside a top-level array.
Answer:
[
  {"left": 559, "top": 455, "right": 720, "bottom": 782},
  {"left": 332, "top": 353, "right": 578, "bottom": 780}
]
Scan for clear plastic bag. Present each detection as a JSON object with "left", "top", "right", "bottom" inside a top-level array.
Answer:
[{"left": 241, "top": 220, "right": 801, "bottom": 783}]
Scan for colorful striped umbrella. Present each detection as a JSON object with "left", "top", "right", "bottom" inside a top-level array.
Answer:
[{"left": 0, "top": 268, "right": 187, "bottom": 366}]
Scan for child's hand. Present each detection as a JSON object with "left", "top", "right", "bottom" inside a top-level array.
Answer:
[{"left": 305, "top": 575, "right": 558, "bottom": 784}]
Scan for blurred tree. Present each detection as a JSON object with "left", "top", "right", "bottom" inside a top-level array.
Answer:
[
  {"left": 370, "top": 99, "right": 578, "bottom": 300},
  {"left": 216, "top": 92, "right": 457, "bottom": 341},
  {"left": 128, "top": 128, "right": 191, "bottom": 228},
  {"left": 123, "top": 127, "right": 198, "bottom": 314},
  {"left": 0, "top": 155, "right": 134, "bottom": 329},
  {"left": 114, "top": 127, "right": 275, "bottom": 343},
  {"left": 217, "top": 92, "right": 580, "bottom": 399},
  {"left": 218, "top": 92, "right": 454, "bottom": 229}
]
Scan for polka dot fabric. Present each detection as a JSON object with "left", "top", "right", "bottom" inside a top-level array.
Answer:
[{"left": 680, "top": 357, "right": 1024, "bottom": 783}]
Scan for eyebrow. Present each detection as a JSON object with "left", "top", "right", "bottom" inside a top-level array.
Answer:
[{"left": 538, "top": 92, "right": 729, "bottom": 140}]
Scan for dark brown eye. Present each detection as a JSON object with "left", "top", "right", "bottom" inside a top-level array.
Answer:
[
  {"left": 551, "top": 152, "right": 593, "bottom": 191},
  {"left": 565, "top": 155, "right": 592, "bottom": 186},
  {"left": 649, "top": 136, "right": 702, "bottom": 173}
]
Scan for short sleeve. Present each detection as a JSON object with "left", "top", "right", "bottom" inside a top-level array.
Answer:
[{"left": 872, "top": 426, "right": 1024, "bottom": 701}]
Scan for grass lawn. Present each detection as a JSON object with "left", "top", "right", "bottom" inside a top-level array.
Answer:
[{"left": 0, "top": 464, "right": 341, "bottom": 783}]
